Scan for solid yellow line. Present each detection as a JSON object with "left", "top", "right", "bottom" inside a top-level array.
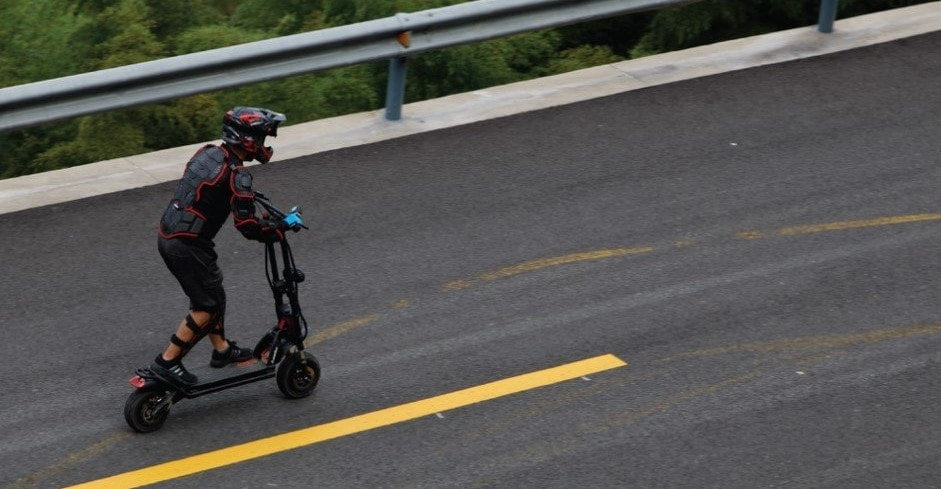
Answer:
[
  {"left": 776, "top": 213, "right": 941, "bottom": 236},
  {"left": 68, "top": 354, "right": 627, "bottom": 489},
  {"left": 479, "top": 247, "right": 654, "bottom": 281}
]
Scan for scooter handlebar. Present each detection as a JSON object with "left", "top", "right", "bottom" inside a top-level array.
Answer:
[
  {"left": 254, "top": 191, "right": 308, "bottom": 232},
  {"left": 282, "top": 209, "right": 307, "bottom": 232}
]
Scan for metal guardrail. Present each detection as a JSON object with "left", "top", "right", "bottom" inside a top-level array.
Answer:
[{"left": 0, "top": 0, "right": 840, "bottom": 131}]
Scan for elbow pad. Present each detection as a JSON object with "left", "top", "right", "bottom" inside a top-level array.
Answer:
[{"left": 232, "top": 171, "right": 257, "bottom": 220}]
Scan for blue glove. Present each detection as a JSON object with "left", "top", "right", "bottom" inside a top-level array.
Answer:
[{"left": 283, "top": 211, "right": 304, "bottom": 232}]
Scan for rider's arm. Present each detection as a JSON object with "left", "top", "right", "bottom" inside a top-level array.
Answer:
[{"left": 230, "top": 169, "right": 284, "bottom": 242}]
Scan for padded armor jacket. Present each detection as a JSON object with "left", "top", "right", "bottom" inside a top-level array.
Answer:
[{"left": 159, "top": 144, "right": 282, "bottom": 247}]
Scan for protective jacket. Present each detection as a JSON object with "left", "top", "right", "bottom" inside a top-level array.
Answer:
[{"left": 159, "top": 144, "right": 282, "bottom": 247}]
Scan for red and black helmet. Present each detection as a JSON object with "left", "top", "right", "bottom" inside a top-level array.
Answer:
[{"left": 222, "top": 107, "right": 286, "bottom": 163}]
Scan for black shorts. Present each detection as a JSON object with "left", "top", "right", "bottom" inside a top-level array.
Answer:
[{"left": 158, "top": 236, "right": 225, "bottom": 312}]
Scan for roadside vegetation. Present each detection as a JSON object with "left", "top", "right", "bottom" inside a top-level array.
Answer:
[{"left": 0, "top": 0, "right": 926, "bottom": 178}]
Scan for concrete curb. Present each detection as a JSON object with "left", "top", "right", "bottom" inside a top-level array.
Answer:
[{"left": 1, "top": 1, "right": 939, "bottom": 215}]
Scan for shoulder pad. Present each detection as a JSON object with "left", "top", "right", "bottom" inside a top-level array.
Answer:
[
  {"left": 233, "top": 170, "right": 254, "bottom": 193},
  {"left": 188, "top": 146, "right": 226, "bottom": 181},
  {"left": 193, "top": 145, "right": 225, "bottom": 165}
]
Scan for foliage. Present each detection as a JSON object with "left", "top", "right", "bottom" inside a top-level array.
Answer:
[
  {"left": 0, "top": 0, "right": 87, "bottom": 84},
  {"left": 629, "top": 0, "right": 928, "bottom": 58},
  {"left": 0, "top": 0, "right": 930, "bottom": 179},
  {"left": 542, "top": 45, "right": 624, "bottom": 77}
]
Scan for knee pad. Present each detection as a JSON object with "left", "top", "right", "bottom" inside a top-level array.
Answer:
[{"left": 169, "top": 313, "right": 214, "bottom": 357}]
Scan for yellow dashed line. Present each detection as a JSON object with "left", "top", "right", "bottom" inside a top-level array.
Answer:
[
  {"left": 478, "top": 247, "right": 654, "bottom": 282},
  {"left": 441, "top": 247, "right": 654, "bottom": 291},
  {"left": 7, "top": 433, "right": 130, "bottom": 489},
  {"left": 443, "top": 212, "right": 938, "bottom": 291},
  {"left": 306, "top": 313, "right": 379, "bottom": 346},
  {"left": 442, "top": 279, "right": 473, "bottom": 292},
  {"left": 776, "top": 213, "right": 941, "bottom": 236},
  {"left": 738, "top": 213, "right": 941, "bottom": 240},
  {"left": 735, "top": 230, "right": 764, "bottom": 240},
  {"left": 655, "top": 322, "right": 941, "bottom": 363}
]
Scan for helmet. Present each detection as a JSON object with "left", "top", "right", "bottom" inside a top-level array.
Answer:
[{"left": 222, "top": 107, "right": 286, "bottom": 163}]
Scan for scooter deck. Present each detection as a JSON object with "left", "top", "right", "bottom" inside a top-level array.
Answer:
[{"left": 179, "top": 360, "right": 275, "bottom": 398}]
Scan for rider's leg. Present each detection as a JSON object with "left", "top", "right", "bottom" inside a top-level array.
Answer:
[
  {"left": 161, "top": 310, "right": 212, "bottom": 361},
  {"left": 206, "top": 309, "right": 229, "bottom": 352},
  {"left": 207, "top": 312, "right": 254, "bottom": 367},
  {"left": 208, "top": 332, "right": 228, "bottom": 352},
  {"left": 151, "top": 309, "right": 216, "bottom": 385},
  {"left": 154, "top": 237, "right": 249, "bottom": 372}
]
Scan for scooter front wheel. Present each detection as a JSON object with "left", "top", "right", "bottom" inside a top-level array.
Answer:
[
  {"left": 124, "top": 386, "right": 172, "bottom": 432},
  {"left": 276, "top": 352, "right": 321, "bottom": 399}
]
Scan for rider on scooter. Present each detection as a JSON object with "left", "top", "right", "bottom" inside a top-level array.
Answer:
[{"left": 150, "top": 107, "right": 287, "bottom": 386}]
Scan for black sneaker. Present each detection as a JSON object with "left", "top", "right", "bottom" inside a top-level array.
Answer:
[
  {"left": 210, "top": 341, "right": 254, "bottom": 368},
  {"left": 150, "top": 356, "right": 198, "bottom": 386}
]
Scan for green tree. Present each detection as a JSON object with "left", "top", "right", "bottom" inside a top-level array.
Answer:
[
  {"left": 211, "top": 64, "right": 379, "bottom": 123},
  {"left": 0, "top": 122, "right": 78, "bottom": 178},
  {"left": 174, "top": 24, "right": 269, "bottom": 55},
  {"left": 31, "top": 111, "right": 148, "bottom": 173},
  {"left": 94, "top": 0, "right": 167, "bottom": 68},
  {"left": 630, "top": 0, "right": 931, "bottom": 58},
  {"left": 68, "top": 0, "right": 167, "bottom": 70},
  {"left": 231, "top": 0, "right": 324, "bottom": 35},
  {"left": 542, "top": 45, "right": 624, "bottom": 76},
  {"left": 403, "top": 31, "right": 562, "bottom": 102},
  {"left": 0, "top": 0, "right": 88, "bottom": 85},
  {"left": 555, "top": 13, "right": 655, "bottom": 58},
  {"left": 27, "top": 0, "right": 217, "bottom": 169},
  {"left": 139, "top": 96, "right": 220, "bottom": 149},
  {"left": 143, "top": 0, "right": 224, "bottom": 49},
  {"left": 404, "top": 43, "right": 516, "bottom": 101},
  {"left": 321, "top": 0, "right": 461, "bottom": 27},
  {"left": 0, "top": 0, "right": 88, "bottom": 177}
]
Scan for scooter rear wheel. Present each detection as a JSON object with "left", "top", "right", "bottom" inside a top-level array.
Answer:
[
  {"left": 276, "top": 352, "right": 321, "bottom": 399},
  {"left": 124, "top": 386, "right": 172, "bottom": 432}
]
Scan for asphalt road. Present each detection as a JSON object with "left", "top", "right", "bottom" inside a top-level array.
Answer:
[{"left": 0, "top": 31, "right": 939, "bottom": 488}]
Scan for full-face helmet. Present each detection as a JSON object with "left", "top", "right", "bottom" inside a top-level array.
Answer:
[{"left": 222, "top": 107, "right": 286, "bottom": 163}]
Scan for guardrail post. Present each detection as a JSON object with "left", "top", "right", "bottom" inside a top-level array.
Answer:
[
  {"left": 818, "top": 0, "right": 838, "bottom": 33},
  {"left": 385, "top": 56, "right": 408, "bottom": 121}
]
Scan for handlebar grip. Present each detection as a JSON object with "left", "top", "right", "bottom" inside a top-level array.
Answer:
[{"left": 283, "top": 211, "right": 306, "bottom": 231}]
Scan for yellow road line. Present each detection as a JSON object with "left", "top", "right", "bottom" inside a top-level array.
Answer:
[
  {"left": 734, "top": 212, "right": 941, "bottom": 240},
  {"left": 735, "top": 230, "right": 764, "bottom": 240},
  {"left": 655, "top": 322, "right": 941, "bottom": 363},
  {"left": 306, "top": 313, "right": 379, "bottom": 346},
  {"left": 7, "top": 432, "right": 130, "bottom": 489},
  {"left": 478, "top": 247, "right": 654, "bottom": 282},
  {"left": 442, "top": 278, "right": 473, "bottom": 291},
  {"left": 777, "top": 213, "right": 941, "bottom": 235},
  {"left": 68, "top": 354, "right": 627, "bottom": 489}
]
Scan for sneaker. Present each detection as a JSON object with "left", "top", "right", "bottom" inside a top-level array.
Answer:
[
  {"left": 150, "top": 355, "right": 198, "bottom": 386},
  {"left": 210, "top": 341, "right": 254, "bottom": 368}
]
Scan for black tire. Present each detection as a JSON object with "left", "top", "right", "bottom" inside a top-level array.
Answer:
[
  {"left": 124, "top": 387, "right": 172, "bottom": 433},
  {"left": 276, "top": 352, "right": 321, "bottom": 399}
]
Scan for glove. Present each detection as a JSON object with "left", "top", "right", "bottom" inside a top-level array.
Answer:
[
  {"left": 259, "top": 219, "right": 285, "bottom": 242},
  {"left": 282, "top": 209, "right": 305, "bottom": 232}
]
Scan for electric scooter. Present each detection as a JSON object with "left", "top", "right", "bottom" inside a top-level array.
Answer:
[{"left": 125, "top": 192, "right": 321, "bottom": 433}]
